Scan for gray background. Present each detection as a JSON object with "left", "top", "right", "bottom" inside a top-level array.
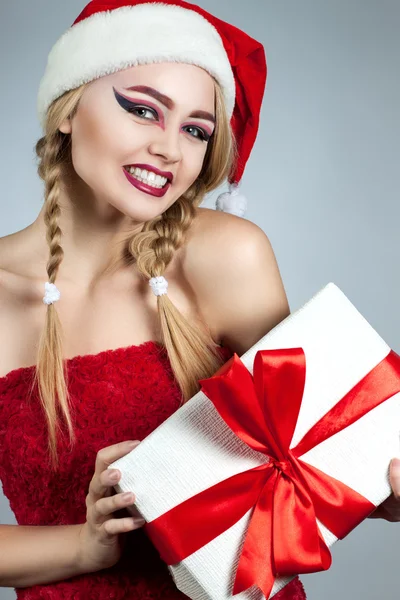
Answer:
[{"left": 0, "top": 0, "right": 399, "bottom": 598}]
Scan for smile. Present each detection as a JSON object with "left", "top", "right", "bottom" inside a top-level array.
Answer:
[{"left": 123, "top": 166, "right": 171, "bottom": 198}]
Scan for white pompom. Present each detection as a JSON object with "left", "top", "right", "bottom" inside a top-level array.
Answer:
[
  {"left": 215, "top": 183, "right": 248, "bottom": 217},
  {"left": 149, "top": 276, "right": 168, "bottom": 297},
  {"left": 43, "top": 282, "right": 61, "bottom": 305}
]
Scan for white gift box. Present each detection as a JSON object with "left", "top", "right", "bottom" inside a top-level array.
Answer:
[{"left": 110, "top": 282, "right": 400, "bottom": 600}]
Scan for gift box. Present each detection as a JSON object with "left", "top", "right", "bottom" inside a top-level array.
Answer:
[{"left": 110, "top": 282, "right": 400, "bottom": 600}]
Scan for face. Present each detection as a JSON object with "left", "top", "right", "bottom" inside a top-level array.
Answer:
[{"left": 59, "top": 62, "right": 216, "bottom": 223}]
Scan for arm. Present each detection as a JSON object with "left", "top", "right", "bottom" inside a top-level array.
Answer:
[
  {"left": 0, "top": 523, "right": 86, "bottom": 588},
  {"left": 0, "top": 269, "right": 87, "bottom": 588},
  {"left": 0, "top": 440, "right": 146, "bottom": 588},
  {"left": 187, "top": 210, "right": 290, "bottom": 356},
  {"left": 213, "top": 222, "right": 290, "bottom": 355}
]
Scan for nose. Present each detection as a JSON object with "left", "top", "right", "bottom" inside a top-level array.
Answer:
[{"left": 148, "top": 126, "right": 182, "bottom": 165}]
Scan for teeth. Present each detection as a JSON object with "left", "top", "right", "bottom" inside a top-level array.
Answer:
[{"left": 126, "top": 166, "right": 168, "bottom": 189}]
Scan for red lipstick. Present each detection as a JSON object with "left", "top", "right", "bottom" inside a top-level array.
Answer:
[
  {"left": 123, "top": 167, "right": 171, "bottom": 198},
  {"left": 126, "top": 164, "right": 173, "bottom": 182}
]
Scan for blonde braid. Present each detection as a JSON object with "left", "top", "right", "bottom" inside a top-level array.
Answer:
[
  {"left": 129, "top": 191, "right": 224, "bottom": 403},
  {"left": 34, "top": 134, "right": 75, "bottom": 470}
]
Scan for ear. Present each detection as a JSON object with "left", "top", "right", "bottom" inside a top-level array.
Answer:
[{"left": 59, "top": 118, "right": 72, "bottom": 134}]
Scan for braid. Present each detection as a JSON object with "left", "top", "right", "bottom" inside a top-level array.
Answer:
[
  {"left": 129, "top": 192, "right": 224, "bottom": 403},
  {"left": 131, "top": 195, "right": 196, "bottom": 277},
  {"left": 44, "top": 185, "right": 64, "bottom": 284},
  {"left": 34, "top": 134, "right": 75, "bottom": 470}
]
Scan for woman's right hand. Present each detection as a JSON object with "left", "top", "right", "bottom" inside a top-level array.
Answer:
[{"left": 77, "top": 440, "right": 145, "bottom": 574}]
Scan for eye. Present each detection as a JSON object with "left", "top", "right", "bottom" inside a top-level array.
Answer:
[
  {"left": 183, "top": 125, "right": 210, "bottom": 142},
  {"left": 113, "top": 89, "right": 159, "bottom": 121},
  {"left": 128, "top": 105, "right": 158, "bottom": 121}
]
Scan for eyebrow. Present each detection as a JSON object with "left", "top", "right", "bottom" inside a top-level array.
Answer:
[{"left": 123, "top": 85, "right": 216, "bottom": 124}]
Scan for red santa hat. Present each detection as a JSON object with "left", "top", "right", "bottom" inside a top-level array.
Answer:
[{"left": 37, "top": 0, "right": 267, "bottom": 216}]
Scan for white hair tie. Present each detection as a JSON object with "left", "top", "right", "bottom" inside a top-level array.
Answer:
[
  {"left": 149, "top": 276, "right": 168, "bottom": 297},
  {"left": 43, "top": 282, "right": 61, "bottom": 305},
  {"left": 43, "top": 279, "right": 164, "bottom": 303}
]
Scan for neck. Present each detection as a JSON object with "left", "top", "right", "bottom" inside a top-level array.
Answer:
[{"left": 30, "top": 166, "right": 146, "bottom": 287}]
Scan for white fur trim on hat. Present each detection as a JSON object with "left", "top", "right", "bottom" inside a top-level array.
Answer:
[{"left": 37, "top": 3, "right": 236, "bottom": 129}]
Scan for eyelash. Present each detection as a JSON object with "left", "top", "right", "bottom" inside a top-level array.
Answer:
[{"left": 128, "top": 104, "right": 211, "bottom": 143}]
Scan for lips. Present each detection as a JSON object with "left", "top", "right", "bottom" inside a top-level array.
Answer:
[
  {"left": 123, "top": 167, "right": 171, "bottom": 198},
  {"left": 124, "top": 163, "right": 173, "bottom": 183}
]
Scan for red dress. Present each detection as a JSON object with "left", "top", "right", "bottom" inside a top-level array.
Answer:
[{"left": 0, "top": 341, "right": 306, "bottom": 600}]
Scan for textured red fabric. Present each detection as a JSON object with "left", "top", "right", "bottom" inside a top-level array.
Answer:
[{"left": 0, "top": 341, "right": 306, "bottom": 599}]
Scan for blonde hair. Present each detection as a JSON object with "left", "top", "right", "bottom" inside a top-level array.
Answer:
[{"left": 34, "top": 77, "right": 237, "bottom": 470}]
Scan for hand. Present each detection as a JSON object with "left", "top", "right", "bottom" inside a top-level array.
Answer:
[
  {"left": 77, "top": 440, "right": 145, "bottom": 573},
  {"left": 368, "top": 458, "right": 400, "bottom": 522}
]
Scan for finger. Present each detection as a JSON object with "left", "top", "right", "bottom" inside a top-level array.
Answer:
[
  {"left": 93, "top": 492, "right": 136, "bottom": 524},
  {"left": 125, "top": 503, "right": 143, "bottom": 520},
  {"left": 99, "top": 467, "right": 121, "bottom": 491},
  {"left": 103, "top": 516, "right": 145, "bottom": 537},
  {"left": 89, "top": 440, "right": 140, "bottom": 501},
  {"left": 389, "top": 458, "right": 400, "bottom": 502}
]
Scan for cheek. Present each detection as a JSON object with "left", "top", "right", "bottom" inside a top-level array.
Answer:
[
  {"left": 182, "top": 143, "right": 209, "bottom": 183},
  {"left": 69, "top": 112, "right": 108, "bottom": 178},
  {"left": 69, "top": 111, "right": 132, "bottom": 178}
]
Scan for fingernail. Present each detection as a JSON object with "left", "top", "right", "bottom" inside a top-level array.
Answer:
[
  {"left": 109, "top": 470, "right": 120, "bottom": 482},
  {"left": 122, "top": 492, "right": 134, "bottom": 502},
  {"left": 128, "top": 440, "right": 139, "bottom": 448},
  {"left": 391, "top": 458, "right": 400, "bottom": 470}
]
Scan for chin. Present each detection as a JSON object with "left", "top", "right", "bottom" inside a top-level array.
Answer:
[{"left": 109, "top": 198, "right": 167, "bottom": 223}]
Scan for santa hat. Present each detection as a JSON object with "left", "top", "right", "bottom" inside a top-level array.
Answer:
[{"left": 37, "top": 0, "right": 267, "bottom": 216}]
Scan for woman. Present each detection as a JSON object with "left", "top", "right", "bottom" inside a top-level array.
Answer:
[{"left": 0, "top": 1, "right": 398, "bottom": 599}]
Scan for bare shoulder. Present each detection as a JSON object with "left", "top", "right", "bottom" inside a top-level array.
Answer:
[
  {"left": 0, "top": 231, "right": 24, "bottom": 299},
  {"left": 0, "top": 227, "right": 38, "bottom": 299},
  {"left": 185, "top": 207, "right": 290, "bottom": 355},
  {"left": 0, "top": 234, "right": 22, "bottom": 374},
  {"left": 0, "top": 228, "right": 43, "bottom": 376}
]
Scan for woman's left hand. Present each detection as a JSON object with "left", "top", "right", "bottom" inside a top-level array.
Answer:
[{"left": 368, "top": 458, "right": 400, "bottom": 522}]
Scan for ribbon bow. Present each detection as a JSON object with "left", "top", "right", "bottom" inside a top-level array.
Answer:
[{"left": 145, "top": 348, "right": 400, "bottom": 598}]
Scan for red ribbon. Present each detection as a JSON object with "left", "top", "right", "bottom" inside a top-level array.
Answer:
[{"left": 144, "top": 348, "right": 400, "bottom": 598}]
